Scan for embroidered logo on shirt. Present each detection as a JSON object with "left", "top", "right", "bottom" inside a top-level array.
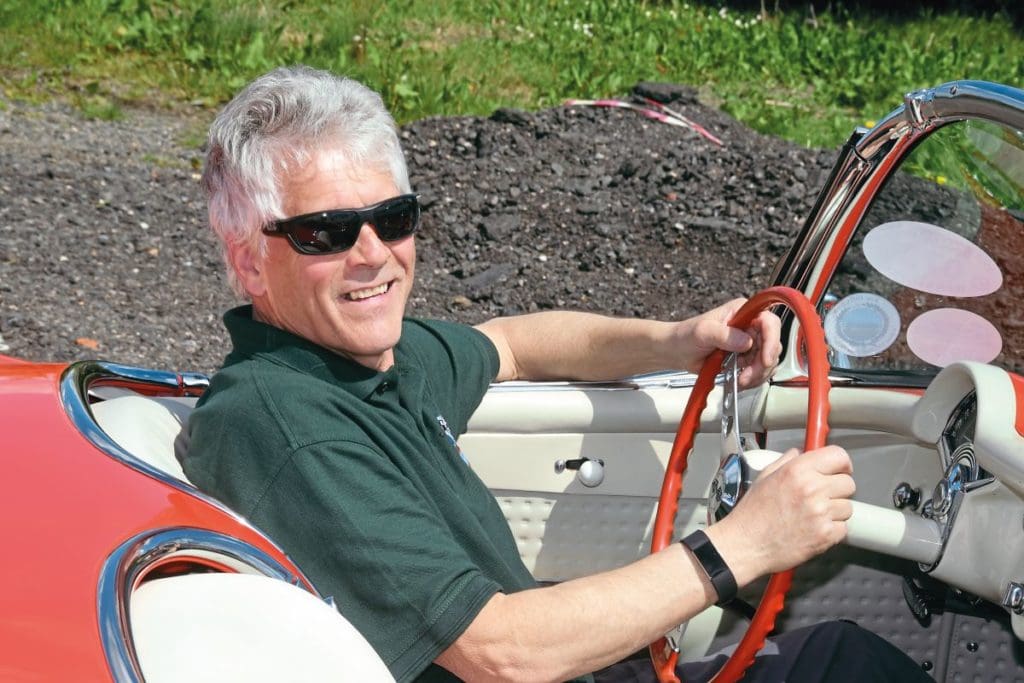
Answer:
[{"left": 436, "top": 414, "right": 470, "bottom": 466}]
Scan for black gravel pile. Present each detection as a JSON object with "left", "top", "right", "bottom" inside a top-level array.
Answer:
[{"left": 0, "top": 84, "right": 837, "bottom": 374}]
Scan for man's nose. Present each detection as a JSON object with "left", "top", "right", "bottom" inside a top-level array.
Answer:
[{"left": 347, "top": 223, "right": 389, "bottom": 265}]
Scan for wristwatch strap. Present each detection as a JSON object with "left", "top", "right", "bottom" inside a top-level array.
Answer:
[{"left": 680, "top": 529, "right": 737, "bottom": 606}]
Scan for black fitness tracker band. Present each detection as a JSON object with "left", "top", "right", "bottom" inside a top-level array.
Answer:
[{"left": 680, "top": 529, "right": 737, "bottom": 606}]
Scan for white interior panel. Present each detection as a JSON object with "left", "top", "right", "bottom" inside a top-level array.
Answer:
[{"left": 132, "top": 573, "right": 394, "bottom": 683}]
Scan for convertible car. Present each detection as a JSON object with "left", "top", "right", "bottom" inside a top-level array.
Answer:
[{"left": 2, "top": 80, "right": 1023, "bottom": 682}]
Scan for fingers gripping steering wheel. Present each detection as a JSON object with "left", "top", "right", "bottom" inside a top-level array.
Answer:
[{"left": 648, "top": 287, "right": 832, "bottom": 683}]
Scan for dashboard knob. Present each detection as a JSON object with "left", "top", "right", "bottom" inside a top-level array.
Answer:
[
  {"left": 932, "top": 479, "right": 953, "bottom": 519},
  {"left": 1003, "top": 582, "right": 1024, "bottom": 615},
  {"left": 893, "top": 482, "right": 922, "bottom": 510},
  {"left": 554, "top": 457, "right": 605, "bottom": 488}
]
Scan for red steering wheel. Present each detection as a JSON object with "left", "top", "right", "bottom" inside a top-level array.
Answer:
[{"left": 648, "top": 286, "right": 832, "bottom": 683}]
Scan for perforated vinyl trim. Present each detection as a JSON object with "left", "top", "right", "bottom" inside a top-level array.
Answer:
[
  {"left": 947, "top": 611, "right": 1024, "bottom": 682},
  {"left": 495, "top": 492, "right": 703, "bottom": 582}
]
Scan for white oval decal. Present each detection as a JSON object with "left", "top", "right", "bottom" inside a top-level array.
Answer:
[
  {"left": 906, "top": 309, "right": 1002, "bottom": 367},
  {"left": 862, "top": 221, "right": 1002, "bottom": 297}
]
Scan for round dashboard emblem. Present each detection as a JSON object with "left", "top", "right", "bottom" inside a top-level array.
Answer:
[{"left": 824, "top": 292, "right": 901, "bottom": 358}]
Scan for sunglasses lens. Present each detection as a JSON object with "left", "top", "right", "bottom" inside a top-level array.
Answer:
[
  {"left": 288, "top": 217, "right": 360, "bottom": 254},
  {"left": 373, "top": 197, "right": 420, "bottom": 241},
  {"left": 272, "top": 195, "right": 420, "bottom": 255}
]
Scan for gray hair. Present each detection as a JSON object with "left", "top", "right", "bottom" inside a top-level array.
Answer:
[{"left": 202, "top": 65, "right": 411, "bottom": 296}]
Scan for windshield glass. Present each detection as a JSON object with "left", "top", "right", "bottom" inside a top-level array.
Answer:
[{"left": 824, "top": 119, "right": 1024, "bottom": 376}]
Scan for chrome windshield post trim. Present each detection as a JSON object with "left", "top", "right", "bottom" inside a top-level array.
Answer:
[
  {"left": 98, "top": 527, "right": 305, "bottom": 682},
  {"left": 767, "top": 128, "right": 868, "bottom": 292}
]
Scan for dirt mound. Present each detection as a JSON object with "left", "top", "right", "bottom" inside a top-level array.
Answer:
[{"left": 0, "top": 85, "right": 836, "bottom": 373}]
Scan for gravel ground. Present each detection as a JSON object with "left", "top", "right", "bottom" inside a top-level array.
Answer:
[{"left": 0, "top": 84, "right": 836, "bottom": 374}]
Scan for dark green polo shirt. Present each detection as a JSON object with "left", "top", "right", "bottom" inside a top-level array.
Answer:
[{"left": 182, "top": 306, "right": 540, "bottom": 682}]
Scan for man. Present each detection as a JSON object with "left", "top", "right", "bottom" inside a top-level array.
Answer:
[{"left": 184, "top": 66, "right": 929, "bottom": 682}]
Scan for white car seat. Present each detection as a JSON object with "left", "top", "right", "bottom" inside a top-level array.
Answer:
[
  {"left": 132, "top": 573, "right": 395, "bottom": 682},
  {"left": 90, "top": 393, "right": 196, "bottom": 483}
]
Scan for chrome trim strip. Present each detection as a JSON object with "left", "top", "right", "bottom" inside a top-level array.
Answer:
[
  {"left": 60, "top": 362, "right": 236, "bottom": 507},
  {"left": 486, "top": 371, "right": 699, "bottom": 392},
  {"left": 59, "top": 361, "right": 321, "bottom": 662},
  {"left": 60, "top": 362, "right": 207, "bottom": 492},
  {"left": 98, "top": 527, "right": 304, "bottom": 682}
]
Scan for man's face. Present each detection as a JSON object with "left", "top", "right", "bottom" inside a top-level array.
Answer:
[{"left": 239, "top": 148, "right": 415, "bottom": 371}]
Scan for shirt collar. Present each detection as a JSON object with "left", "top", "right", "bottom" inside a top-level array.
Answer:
[{"left": 222, "top": 305, "right": 400, "bottom": 399}]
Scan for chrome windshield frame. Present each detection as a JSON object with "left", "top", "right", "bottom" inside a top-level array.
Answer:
[{"left": 770, "top": 80, "right": 1024, "bottom": 305}]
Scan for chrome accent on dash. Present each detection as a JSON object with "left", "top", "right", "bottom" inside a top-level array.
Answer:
[
  {"left": 892, "top": 482, "right": 922, "bottom": 511},
  {"left": 1003, "top": 582, "right": 1024, "bottom": 615},
  {"left": 919, "top": 444, "right": 994, "bottom": 573}
]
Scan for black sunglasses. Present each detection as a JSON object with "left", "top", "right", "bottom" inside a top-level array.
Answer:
[{"left": 263, "top": 193, "right": 421, "bottom": 255}]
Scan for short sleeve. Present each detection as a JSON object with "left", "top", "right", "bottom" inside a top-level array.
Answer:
[
  {"left": 249, "top": 440, "right": 502, "bottom": 682},
  {"left": 399, "top": 320, "right": 499, "bottom": 435}
]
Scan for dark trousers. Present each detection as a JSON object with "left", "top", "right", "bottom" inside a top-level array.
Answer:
[{"left": 594, "top": 621, "right": 932, "bottom": 682}]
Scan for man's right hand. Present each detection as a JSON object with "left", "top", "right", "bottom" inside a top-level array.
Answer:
[{"left": 705, "top": 445, "right": 856, "bottom": 587}]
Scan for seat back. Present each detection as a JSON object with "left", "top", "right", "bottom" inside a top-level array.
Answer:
[
  {"left": 90, "top": 394, "right": 197, "bottom": 484},
  {"left": 132, "top": 573, "right": 395, "bottom": 682}
]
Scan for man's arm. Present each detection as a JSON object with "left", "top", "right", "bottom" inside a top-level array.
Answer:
[
  {"left": 437, "top": 446, "right": 855, "bottom": 681},
  {"left": 475, "top": 299, "right": 782, "bottom": 388}
]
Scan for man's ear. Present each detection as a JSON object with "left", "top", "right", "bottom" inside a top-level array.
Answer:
[{"left": 228, "top": 241, "right": 268, "bottom": 299}]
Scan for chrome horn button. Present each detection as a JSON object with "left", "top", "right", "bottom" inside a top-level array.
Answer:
[{"left": 709, "top": 452, "right": 750, "bottom": 523}]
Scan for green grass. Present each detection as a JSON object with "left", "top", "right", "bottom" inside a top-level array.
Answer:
[{"left": 0, "top": 1, "right": 1021, "bottom": 147}]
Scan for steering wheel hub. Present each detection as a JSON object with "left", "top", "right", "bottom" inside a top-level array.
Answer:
[{"left": 708, "top": 452, "right": 749, "bottom": 523}]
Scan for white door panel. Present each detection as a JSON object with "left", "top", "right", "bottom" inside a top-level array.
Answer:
[
  {"left": 464, "top": 378, "right": 940, "bottom": 582},
  {"left": 463, "top": 432, "right": 720, "bottom": 498},
  {"left": 462, "top": 380, "right": 720, "bottom": 583},
  {"left": 462, "top": 377, "right": 729, "bottom": 662},
  {"left": 463, "top": 429, "right": 721, "bottom": 580}
]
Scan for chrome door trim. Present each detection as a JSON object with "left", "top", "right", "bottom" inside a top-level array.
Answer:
[{"left": 486, "top": 370, "right": 698, "bottom": 392}]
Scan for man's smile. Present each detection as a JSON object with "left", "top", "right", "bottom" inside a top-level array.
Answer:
[{"left": 343, "top": 280, "right": 393, "bottom": 301}]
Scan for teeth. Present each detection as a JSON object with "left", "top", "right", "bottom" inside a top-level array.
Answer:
[{"left": 346, "top": 283, "right": 389, "bottom": 301}]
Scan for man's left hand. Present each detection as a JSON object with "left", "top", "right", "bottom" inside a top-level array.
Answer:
[{"left": 670, "top": 298, "right": 782, "bottom": 388}]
